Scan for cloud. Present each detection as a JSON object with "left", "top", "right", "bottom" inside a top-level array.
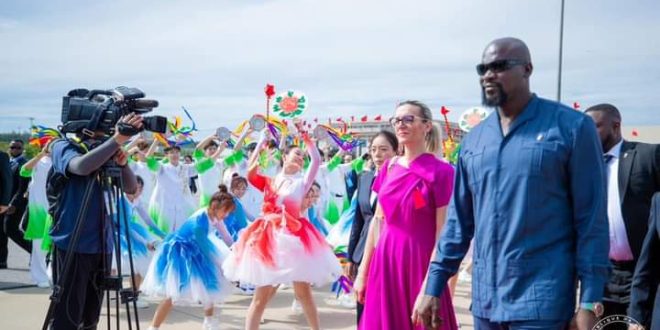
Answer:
[{"left": 0, "top": 0, "right": 658, "bottom": 133}]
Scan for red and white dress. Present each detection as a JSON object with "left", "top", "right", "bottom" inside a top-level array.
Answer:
[{"left": 222, "top": 141, "right": 341, "bottom": 287}]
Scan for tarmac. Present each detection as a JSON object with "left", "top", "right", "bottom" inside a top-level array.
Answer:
[{"left": 0, "top": 241, "right": 474, "bottom": 330}]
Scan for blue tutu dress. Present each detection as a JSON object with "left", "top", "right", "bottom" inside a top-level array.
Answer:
[
  {"left": 112, "top": 197, "right": 160, "bottom": 275},
  {"left": 141, "top": 208, "right": 231, "bottom": 306}
]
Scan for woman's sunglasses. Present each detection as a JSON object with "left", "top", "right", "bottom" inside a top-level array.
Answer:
[{"left": 389, "top": 115, "right": 428, "bottom": 127}]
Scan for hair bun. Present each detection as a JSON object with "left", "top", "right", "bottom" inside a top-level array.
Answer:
[{"left": 217, "top": 184, "right": 229, "bottom": 193}]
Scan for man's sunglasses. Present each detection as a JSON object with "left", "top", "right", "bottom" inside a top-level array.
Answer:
[
  {"left": 476, "top": 59, "right": 528, "bottom": 76},
  {"left": 9, "top": 146, "right": 22, "bottom": 150},
  {"left": 389, "top": 115, "right": 428, "bottom": 127}
]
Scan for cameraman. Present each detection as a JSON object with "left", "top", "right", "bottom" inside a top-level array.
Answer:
[{"left": 48, "top": 113, "right": 142, "bottom": 330}]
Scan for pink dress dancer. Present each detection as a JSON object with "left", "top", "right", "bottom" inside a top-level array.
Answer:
[
  {"left": 222, "top": 136, "right": 341, "bottom": 287},
  {"left": 359, "top": 154, "right": 458, "bottom": 330}
]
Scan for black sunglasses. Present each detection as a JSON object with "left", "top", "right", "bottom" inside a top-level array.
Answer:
[
  {"left": 9, "top": 146, "right": 22, "bottom": 150},
  {"left": 476, "top": 59, "right": 528, "bottom": 76}
]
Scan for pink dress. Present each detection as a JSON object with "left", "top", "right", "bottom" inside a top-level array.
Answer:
[{"left": 359, "top": 154, "right": 458, "bottom": 330}]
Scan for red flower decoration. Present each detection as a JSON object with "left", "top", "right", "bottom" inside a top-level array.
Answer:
[
  {"left": 441, "top": 106, "right": 450, "bottom": 115},
  {"left": 265, "top": 84, "right": 275, "bottom": 98}
]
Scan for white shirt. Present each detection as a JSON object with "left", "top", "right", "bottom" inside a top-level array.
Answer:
[{"left": 605, "top": 140, "right": 634, "bottom": 261}]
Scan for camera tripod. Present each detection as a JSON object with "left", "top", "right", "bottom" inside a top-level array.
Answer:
[{"left": 42, "top": 163, "right": 143, "bottom": 330}]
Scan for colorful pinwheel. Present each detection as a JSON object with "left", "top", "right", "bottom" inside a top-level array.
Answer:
[{"left": 29, "top": 125, "right": 61, "bottom": 148}]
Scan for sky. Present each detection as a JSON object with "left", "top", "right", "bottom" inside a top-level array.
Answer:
[{"left": 1, "top": 0, "right": 659, "bottom": 136}]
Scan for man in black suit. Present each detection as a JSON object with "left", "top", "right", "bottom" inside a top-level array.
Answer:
[
  {"left": 0, "top": 151, "right": 11, "bottom": 217},
  {"left": 586, "top": 104, "right": 660, "bottom": 322},
  {"left": 0, "top": 140, "right": 32, "bottom": 268},
  {"left": 347, "top": 168, "right": 376, "bottom": 322},
  {"left": 628, "top": 192, "right": 660, "bottom": 330}
]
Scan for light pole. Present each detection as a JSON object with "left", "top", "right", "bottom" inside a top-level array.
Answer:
[{"left": 557, "top": 0, "right": 566, "bottom": 102}]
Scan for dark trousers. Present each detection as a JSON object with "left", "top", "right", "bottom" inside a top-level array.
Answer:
[
  {"left": 603, "top": 260, "right": 636, "bottom": 330},
  {"left": 50, "top": 247, "right": 109, "bottom": 330},
  {"left": 474, "top": 316, "right": 568, "bottom": 330},
  {"left": 0, "top": 207, "right": 32, "bottom": 264},
  {"left": 356, "top": 301, "right": 364, "bottom": 326}
]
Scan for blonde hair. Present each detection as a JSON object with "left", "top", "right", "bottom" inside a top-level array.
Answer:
[{"left": 396, "top": 100, "right": 440, "bottom": 154}]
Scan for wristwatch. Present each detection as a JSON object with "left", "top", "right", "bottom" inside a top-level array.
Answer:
[{"left": 580, "top": 302, "right": 604, "bottom": 318}]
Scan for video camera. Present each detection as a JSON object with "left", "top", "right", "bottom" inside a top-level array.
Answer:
[{"left": 60, "top": 86, "right": 167, "bottom": 135}]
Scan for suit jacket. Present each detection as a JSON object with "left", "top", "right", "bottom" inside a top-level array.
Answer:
[
  {"left": 628, "top": 192, "right": 660, "bottom": 329},
  {"left": 617, "top": 141, "right": 660, "bottom": 260},
  {"left": 0, "top": 151, "right": 11, "bottom": 206},
  {"left": 347, "top": 170, "right": 376, "bottom": 264},
  {"left": 8, "top": 155, "right": 28, "bottom": 209}
]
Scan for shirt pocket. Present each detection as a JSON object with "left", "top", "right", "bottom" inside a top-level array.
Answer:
[
  {"left": 521, "top": 141, "right": 561, "bottom": 177},
  {"left": 463, "top": 147, "right": 485, "bottom": 187}
]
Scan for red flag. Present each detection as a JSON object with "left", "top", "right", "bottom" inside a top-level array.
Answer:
[
  {"left": 632, "top": 129, "right": 639, "bottom": 137},
  {"left": 337, "top": 117, "right": 343, "bottom": 122},
  {"left": 374, "top": 115, "right": 382, "bottom": 121},
  {"left": 441, "top": 106, "right": 450, "bottom": 115},
  {"left": 573, "top": 102, "right": 580, "bottom": 110},
  {"left": 361, "top": 115, "right": 368, "bottom": 122}
]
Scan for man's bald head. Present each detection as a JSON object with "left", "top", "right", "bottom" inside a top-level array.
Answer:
[
  {"left": 483, "top": 37, "right": 532, "bottom": 63},
  {"left": 479, "top": 37, "right": 533, "bottom": 109}
]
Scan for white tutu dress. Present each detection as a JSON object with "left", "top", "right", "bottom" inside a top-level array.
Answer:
[{"left": 222, "top": 139, "right": 341, "bottom": 287}]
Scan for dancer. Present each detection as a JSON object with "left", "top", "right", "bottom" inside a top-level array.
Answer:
[
  {"left": 126, "top": 138, "right": 158, "bottom": 206},
  {"left": 306, "top": 182, "right": 329, "bottom": 236},
  {"left": 194, "top": 135, "right": 226, "bottom": 207},
  {"left": 223, "top": 129, "right": 341, "bottom": 330},
  {"left": 148, "top": 145, "right": 197, "bottom": 234},
  {"left": 111, "top": 175, "right": 162, "bottom": 309},
  {"left": 19, "top": 142, "right": 52, "bottom": 287},
  {"left": 355, "top": 101, "right": 457, "bottom": 330},
  {"left": 141, "top": 186, "right": 236, "bottom": 330},
  {"left": 224, "top": 175, "right": 253, "bottom": 241}
]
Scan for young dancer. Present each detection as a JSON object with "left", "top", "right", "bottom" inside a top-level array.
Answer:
[
  {"left": 141, "top": 185, "right": 236, "bottom": 330},
  {"left": 148, "top": 145, "right": 197, "bottom": 234},
  {"left": 223, "top": 129, "right": 341, "bottom": 330},
  {"left": 19, "top": 142, "right": 52, "bottom": 287}
]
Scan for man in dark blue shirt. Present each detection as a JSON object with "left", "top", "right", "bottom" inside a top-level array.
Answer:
[
  {"left": 413, "top": 38, "right": 610, "bottom": 330},
  {"left": 48, "top": 114, "right": 141, "bottom": 330}
]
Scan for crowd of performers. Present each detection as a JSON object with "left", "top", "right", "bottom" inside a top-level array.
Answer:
[{"left": 19, "top": 100, "right": 467, "bottom": 330}]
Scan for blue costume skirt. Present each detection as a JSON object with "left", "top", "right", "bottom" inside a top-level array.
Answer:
[{"left": 141, "top": 210, "right": 231, "bottom": 306}]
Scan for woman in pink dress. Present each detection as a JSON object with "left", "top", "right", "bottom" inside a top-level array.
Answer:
[{"left": 354, "top": 100, "right": 458, "bottom": 330}]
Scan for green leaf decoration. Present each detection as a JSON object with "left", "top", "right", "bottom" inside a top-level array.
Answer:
[
  {"left": 287, "top": 90, "right": 294, "bottom": 97},
  {"left": 276, "top": 96, "right": 282, "bottom": 102},
  {"left": 299, "top": 96, "right": 306, "bottom": 102}
]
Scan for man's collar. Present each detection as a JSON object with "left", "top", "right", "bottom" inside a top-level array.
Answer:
[
  {"left": 10, "top": 154, "right": 25, "bottom": 161},
  {"left": 605, "top": 139, "right": 624, "bottom": 158}
]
